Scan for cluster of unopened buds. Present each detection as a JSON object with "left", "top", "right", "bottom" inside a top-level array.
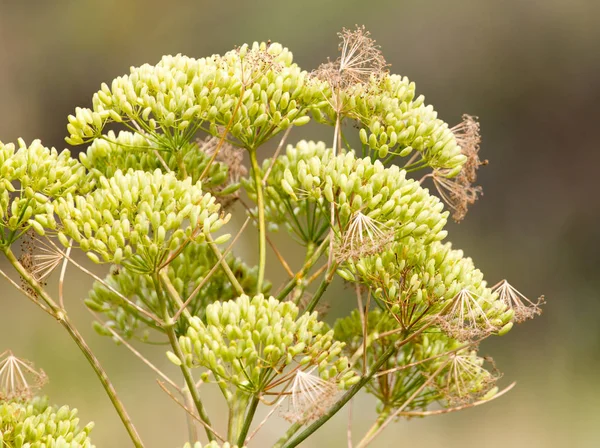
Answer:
[{"left": 0, "top": 26, "right": 543, "bottom": 448}]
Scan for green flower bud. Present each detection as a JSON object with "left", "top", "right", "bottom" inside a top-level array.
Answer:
[{"left": 180, "top": 294, "right": 356, "bottom": 395}]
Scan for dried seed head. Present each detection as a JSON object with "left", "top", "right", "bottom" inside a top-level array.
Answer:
[
  {"left": 335, "top": 211, "right": 394, "bottom": 262},
  {"left": 429, "top": 115, "right": 485, "bottom": 222},
  {"left": 19, "top": 232, "right": 63, "bottom": 296},
  {"left": 438, "top": 350, "right": 499, "bottom": 405},
  {"left": 438, "top": 289, "right": 497, "bottom": 341},
  {"left": 0, "top": 351, "right": 48, "bottom": 401},
  {"left": 492, "top": 280, "right": 544, "bottom": 323},
  {"left": 235, "top": 42, "right": 284, "bottom": 85},
  {"left": 314, "top": 26, "right": 388, "bottom": 90},
  {"left": 197, "top": 135, "right": 247, "bottom": 208},
  {"left": 282, "top": 367, "right": 338, "bottom": 423},
  {"left": 451, "top": 115, "right": 483, "bottom": 184},
  {"left": 431, "top": 170, "right": 482, "bottom": 222}
]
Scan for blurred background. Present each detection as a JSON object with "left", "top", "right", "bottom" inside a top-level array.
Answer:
[{"left": 1, "top": 0, "right": 598, "bottom": 447}]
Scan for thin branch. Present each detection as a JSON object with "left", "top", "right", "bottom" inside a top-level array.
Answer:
[
  {"left": 157, "top": 380, "right": 226, "bottom": 442},
  {"left": 58, "top": 244, "right": 72, "bottom": 309},
  {"left": 3, "top": 247, "right": 144, "bottom": 447},
  {"left": 357, "top": 360, "right": 450, "bottom": 448},
  {"left": 375, "top": 339, "right": 482, "bottom": 378},
  {"left": 347, "top": 398, "right": 354, "bottom": 448},
  {"left": 44, "top": 238, "right": 162, "bottom": 326},
  {"left": 101, "top": 321, "right": 180, "bottom": 391},
  {"left": 174, "top": 217, "right": 250, "bottom": 320},
  {"left": 207, "top": 234, "right": 245, "bottom": 296},
  {"left": 262, "top": 126, "right": 293, "bottom": 184},
  {"left": 245, "top": 397, "right": 285, "bottom": 444},
  {"left": 266, "top": 233, "right": 294, "bottom": 277},
  {"left": 306, "top": 263, "right": 328, "bottom": 285},
  {"left": 394, "top": 382, "right": 516, "bottom": 417},
  {"left": 0, "top": 267, "right": 54, "bottom": 317},
  {"left": 363, "top": 290, "right": 371, "bottom": 376}
]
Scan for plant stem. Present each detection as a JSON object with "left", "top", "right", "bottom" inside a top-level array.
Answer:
[
  {"left": 206, "top": 234, "right": 244, "bottom": 296},
  {"left": 282, "top": 344, "right": 397, "bottom": 448},
  {"left": 273, "top": 422, "right": 302, "bottom": 448},
  {"left": 2, "top": 247, "right": 144, "bottom": 447},
  {"left": 304, "top": 262, "right": 337, "bottom": 314},
  {"left": 165, "top": 325, "right": 216, "bottom": 442},
  {"left": 154, "top": 274, "right": 216, "bottom": 442},
  {"left": 249, "top": 147, "right": 266, "bottom": 291},
  {"left": 227, "top": 392, "right": 249, "bottom": 443},
  {"left": 237, "top": 394, "right": 260, "bottom": 446},
  {"left": 275, "top": 237, "right": 329, "bottom": 302}
]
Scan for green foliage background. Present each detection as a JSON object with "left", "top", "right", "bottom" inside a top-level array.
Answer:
[{"left": 0, "top": 1, "right": 598, "bottom": 446}]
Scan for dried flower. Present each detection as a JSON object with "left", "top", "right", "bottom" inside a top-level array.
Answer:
[
  {"left": 335, "top": 211, "right": 394, "bottom": 262},
  {"left": 314, "top": 26, "right": 388, "bottom": 90},
  {"left": 19, "top": 231, "right": 63, "bottom": 284},
  {"left": 197, "top": 135, "right": 247, "bottom": 208},
  {"left": 0, "top": 351, "right": 48, "bottom": 401},
  {"left": 429, "top": 115, "right": 485, "bottom": 222},
  {"left": 438, "top": 289, "right": 498, "bottom": 341},
  {"left": 492, "top": 279, "right": 544, "bottom": 323},
  {"left": 437, "top": 350, "right": 499, "bottom": 405},
  {"left": 451, "top": 115, "right": 484, "bottom": 183},
  {"left": 282, "top": 367, "right": 338, "bottom": 423},
  {"left": 431, "top": 169, "right": 482, "bottom": 222}
]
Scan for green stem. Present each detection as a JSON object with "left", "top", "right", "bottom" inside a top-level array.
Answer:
[
  {"left": 275, "top": 237, "right": 329, "bottom": 302},
  {"left": 2, "top": 247, "right": 144, "bottom": 448},
  {"left": 154, "top": 274, "right": 216, "bottom": 442},
  {"left": 304, "top": 264, "right": 337, "bottom": 314},
  {"left": 282, "top": 344, "right": 397, "bottom": 448},
  {"left": 249, "top": 147, "right": 266, "bottom": 291},
  {"left": 227, "top": 392, "right": 249, "bottom": 443},
  {"left": 237, "top": 394, "right": 260, "bottom": 446},
  {"left": 207, "top": 234, "right": 244, "bottom": 296},
  {"left": 273, "top": 423, "right": 303, "bottom": 448}
]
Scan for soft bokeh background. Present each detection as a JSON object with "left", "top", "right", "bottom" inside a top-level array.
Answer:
[{"left": 1, "top": 1, "right": 598, "bottom": 447}]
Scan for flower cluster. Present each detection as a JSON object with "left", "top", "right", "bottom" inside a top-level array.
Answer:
[
  {"left": 50, "top": 169, "right": 227, "bottom": 271},
  {"left": 247, "top": 140, "right": 448, "bottom": 249},
  {"left": 312, "top": 78, "right": 463, "bottom": 174},
  {"left": 338, "top": 237, "right": 513, "bottom": 338},
  {"left": 0, "top": 139, "right": 84, "bottom": 244},
  {"left": 177, "top": 295, "right": 358, "bottom": 400},
  {"left": 66, "top": 43, "right": 324, "bottom": 151},
  {"left": 0, "top": 397, "right": 94, "bottom": 447}
]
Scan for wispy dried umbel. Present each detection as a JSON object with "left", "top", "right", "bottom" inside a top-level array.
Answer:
[
  {"left": 428, "top": 115, "right": 485, "bottom": 222},
  {"left": 314, "top": 25, "right": 388, "bottom": 90},
  {"left": 197, "top": 135, "right": 247, "bottom": 208},
  {"left": 437, "top": 350, "right": 499, "bottom": 405},
  {"left": 431, "top": 171, "right": 482, "bottom": 222},
  {"left": 19, "top": 231, "right": 63, "bottom": 294},
  {"left": 282, "top": 367, "right": 338, "bottom": 423},
  {"left": 492, "top": 280, "right": 544, "bottom": 323},
  {"left": 452, "top": 115, "right": 483, "bottom": 184},
  {"left": 335, "top": 211, "right": 394, "bottom": 262},
  {"left": 0, "top": 350, "right": 48, "bottom": 401},
  {"left": 438, "top": 289, "right": 497, "bottom": 341}
]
